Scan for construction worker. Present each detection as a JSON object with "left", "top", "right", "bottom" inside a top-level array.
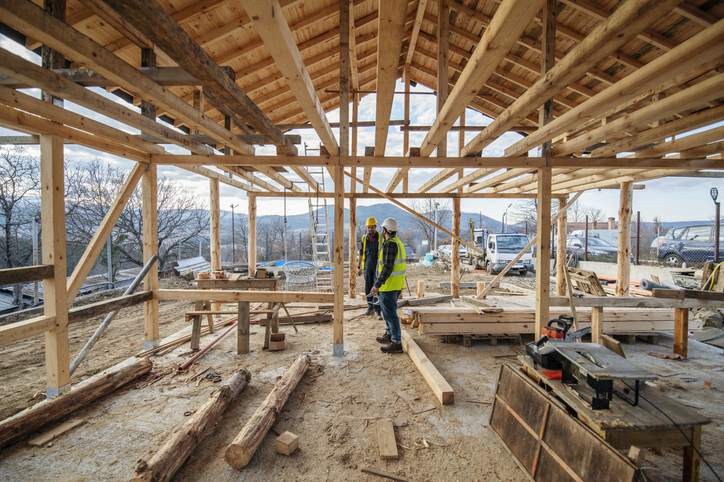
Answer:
[
  {"left": 371, "top": 218, "right": 406, "bottom": 354},
  {"left": 358, "top": 217, "right": 382, "bottom": 318}
]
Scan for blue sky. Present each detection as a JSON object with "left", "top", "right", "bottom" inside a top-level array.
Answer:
[{"left": 1, "top": 34, "right": 722, "bottom": 227}]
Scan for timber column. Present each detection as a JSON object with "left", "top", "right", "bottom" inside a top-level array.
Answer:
[
  {"left": 616, "top": 182, "right": 633, "bottom": 296},
  {"left": 555, "top": 196, "right": 568, "bottom": 296},
  {"left": 333, "top": 166, "right": 344, "bottom": 356},
  {"left": 142, "top": 163, "right": 159, "bottom": 349},
  {"left": 451, "top": 197, "right": 461, "bottom": 298},
  {"left": 41, "top": 134, "right": 70, "bottom": 398},
  {"left": 248, "top": 195, "right": 256, "bottom": 276}
]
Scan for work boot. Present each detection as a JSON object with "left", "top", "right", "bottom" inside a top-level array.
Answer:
[
  {"left": 376, "top": 333, "right": 391, "bottom": 344},
  {"left": 365, "top": 308, "right": 374, "bottom": 316},
  {"left": 381, "top": 342, "right": 403, "bottom": 354},
  {"left": 375, "top": 312, "right": 383, "bottom": 320}
]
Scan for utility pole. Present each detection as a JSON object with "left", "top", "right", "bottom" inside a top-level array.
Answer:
[{"left": 231, "top": 204, "right": 238, "bottom": 264}]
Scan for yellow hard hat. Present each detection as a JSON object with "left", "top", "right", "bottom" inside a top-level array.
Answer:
[{"left": 366, "top": 217, "right": 377, "bottom": 226}]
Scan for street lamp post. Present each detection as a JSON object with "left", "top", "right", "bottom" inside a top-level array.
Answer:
[
  {"left": 231, "top": 203, "right": 238, "bottom": 263},
  {"left": 712, "top": 188, "right": 720, "bottom": 263},
  {"left": 502, "top": 203, "right": 512, "bottom": 233}
]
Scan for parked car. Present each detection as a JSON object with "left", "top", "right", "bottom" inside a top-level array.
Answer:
[
  {"left": 566, "top": 236, "right": 618, "bottom": 266},
  {"left": 403, "top": 245, "right": 417, "bottom": 261},
  {"left": 657, "top": 224, "right": 724, "bottom": 267}
]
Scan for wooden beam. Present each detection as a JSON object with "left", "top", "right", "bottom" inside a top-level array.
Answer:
[
  {"left": 77, "top": 0, "right": 153, "bottom": 50},
  {"left": 181, "top": 166, "right": 261, "bottom": 192},
  {"left": 0, "top": 47, "right": 210, "bottom": 156},
  {"left": 0, "top": 316, "right": 56, "bottom": 348},
  {"left": 420, "top": 0, "right": 544, "bottom": 158},
  {"left": 616, "top": 182, "right": 633, "bottom": 297},
  {"left": 143, "top": 164, "right": 159, "bottom": 349},
  {"left": 241, "top": 0, "right": 339, "bottom": 155},
  {"left": 210, "top": 178, "right": 221, "bottom": 273},
  {"left": 154, "top": 289, "right": 334, "bottom": 304},
  {"left": 0, "top": 265, "right": 54, "bottom": 286},
  {"left": 405, "top": 0, "right": 429, "bottom": 67},
  {"left": 66, "top": 164, "right": 144, "bottom": 306},
  {"left": 248, "top": 195, "right": 257, "bottom": 276},
  {"left": 100, "top": 0, "right": 295, "bottom": 155},
  {"left": 401, "top": 331, "right": 454, "bottom": 404},
  {"left": 340, "top": 0, "right": 351, "bottom": 161},
  {"left": 40, "top": 134, "right": 70, "bottom": 397},
  {"left": 674, "top": 307, "right": 689, "bottom": 358},
  {"left": 506, "top": 18, "right": 724, "bottom": 157},
  {"left": 462, "top": 0, "right": 684, "bottom": 157},
  {"left": 67, "top": 292, "right": 152, "bottom": 325},
  {"left": 374, "top": 0, "right": 408, "bottom": 156},
  {"left": 0, "top": 0, "right": 253, "bottom": 156}
]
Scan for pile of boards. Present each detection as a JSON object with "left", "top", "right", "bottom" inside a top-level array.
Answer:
[{"left": 410, "top": 306, "right": 700, "bottom": 336}]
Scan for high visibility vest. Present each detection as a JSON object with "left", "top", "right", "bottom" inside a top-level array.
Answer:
[
  {"left": 378, "top": 236, "right": 406, "bottom": 292},
  {"left": 360, "top": 233, "right": 380, "bottom": 270}
]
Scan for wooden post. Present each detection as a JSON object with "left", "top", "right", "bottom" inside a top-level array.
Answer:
[
  {"left": 40, "top": 134, "right": 70, "bottom": 398},
  {"left": 41, "top": 0, "right": 65, "bottom": 106},
  {"left": 591, "top": 307, "right": 604, "bottom": 344},
  {"left": 141, "top": 173, "right": 159, "bottom": 352},
  {"left": 451, "top": 197, "right": 461, "bottom": 299},
  {"left": 191, "top": 89, "right": 203, "bottom": 135},
  {"left": 616, "top": 181, "right": 633, "bottom": 296},
  {"left": 535, "top": 0, "right": 555, "bottom": 338},
  {"left": 237, "top": 301, "right": 249, "bottom": 355},
  {"left": 683, "top": 425, "right": 701, "bottom": 482},
  {"left": 476, "top": 282, "right": 485, "bottom": 296},
  {"left": 333, "top": 166, "right": 344, "bottom": 356},
  {"left": 210, "top": 178, "right": 221, "bottom": 272},
  {"left": 403, "top": 64, "right": 410, "bottom": 155},
  {"left": 247, "top": 195, "right": 256, "bottom": 276},
  {"left": 133, "top": 369, "right": 250, "bottom": 482},
  {"left": 417, "top": 280, "right": 425, "bottom": 298},
  {"left": 349, "top": 196, "right": 357, "bottom": 298},
  {"left": 556, "top": 196, "right": 568, "bottom": 296},
  {"left": 140, "top": 48, "right": 156, "bottom": 119},
  {"left": 436, "top": 0, "right": 449, "bottom": 158},
  {"left": 674, "top": 307, "right": 689, "bottom": 357},
  {"left": 225, "top": 354, "right": 310, "bottom": 468}
]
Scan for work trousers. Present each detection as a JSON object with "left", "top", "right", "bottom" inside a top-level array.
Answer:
[
  {"left": 379, "top": 290, "right": 401, "bottom": 344},
  {"left": 364, "top": 268, "right": 381, "bottom": 312}
]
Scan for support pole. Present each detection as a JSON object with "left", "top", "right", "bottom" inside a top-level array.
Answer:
[
  {"left": 616, "top": 181, "right": 633, "bottom": 296},
  {"left": 556, "top": 196, "right": 568, "bottom": 296},
  {"left": 436, "top": 0, "right": 449, "bottom": 158},
  {"left": 403, "top": 64, "right": 410, "bottom": 157},
  {"left": 451, "top": 197, "right": 461, "bottom": 299},
  {"left": 333, "top": 166, "right": 345, "bottom": 356},
  {"left": 210, "top": 178, "right": 221, "bottom": 272},
  {"left": 143, "top": 163, "right": 159, "bottom": 350},
  {"left": 248, "top": 195, "right": 256, "bottom": 276},
  {"left": 349, "top": 196, "right": 357, "bottom": 298},
  {"left": 40, "top": 134, "right": 70, "bottom": 398}
]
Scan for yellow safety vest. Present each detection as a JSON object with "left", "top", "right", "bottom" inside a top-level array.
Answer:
[
  {"left": 360, "top": 233, "right": 380, "bottom": 270},
  {"left": 378, "top": 236, "right": 406, "bottom": 292}
]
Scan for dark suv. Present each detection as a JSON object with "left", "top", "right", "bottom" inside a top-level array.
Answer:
[{"left": 657, "top": 224, "right": 724, "bottom": 267}]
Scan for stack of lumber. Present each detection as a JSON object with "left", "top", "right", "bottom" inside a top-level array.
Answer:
[{"left": 411, "top": 307, "right": 700, "bottom": 336}]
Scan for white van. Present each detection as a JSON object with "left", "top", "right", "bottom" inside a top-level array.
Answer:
[{"left": 486, "top": 234, "right": 534, "bottom": 275}]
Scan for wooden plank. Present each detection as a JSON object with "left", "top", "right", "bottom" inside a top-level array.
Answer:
[
  {"left": 374, "top": 0, "right": 407, "bottom": 157},
  {"left": 418, "top": 320, "right": 680, "bottom": 336},
  {"left": 241, "top": 0, "right": 338, "bottom": 155},
  {"left": 101, "top": 0, "right": 295, "bottom": 155},
  {"left": 154, "top": 289, "right": 334, "bottom": 304},
  {"left": 462, "top": 0, "right": 682, "bottom": 156},
  {"left": 549, "top": 295, "right": 724, "bottom": 309},
  {"left": 28, "top": 418, "right": 86, "bottom": 447},
  {"left": 377, "top": 418, "right": 399, "bottom": 460},
  {"left": 67, "top": 164, "right": 144, "bottom": 306},
  {"left": 401, "top": 331, "right": 454, "bottom": 404},
  {"left": 360, "top": 466, "right": 416, "bottom": 482},
  {"left": 0, "top": 265, "right": 54, "bottom": 286},
  {"left": 67, "top": 292, "right": 152, "bottom": 325},
  {"left": 654, "top": 289, "right": 724, "bottom": 301},
  {"left": 600, "top": 334, "right": 626, "bottom": 358},
  {"left": 0, "top": 316, "right": 56, "bottom": 347}
]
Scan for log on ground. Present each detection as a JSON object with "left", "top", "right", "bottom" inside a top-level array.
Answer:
[
  {"left": 0, "top": 358, "right": 152, "bottom": 449},
  {"left": 225, "top": 354, "right": 310, "bottom": 469},
  {"left": 133, "top": 368, "right": 252, "bottom": 482}
]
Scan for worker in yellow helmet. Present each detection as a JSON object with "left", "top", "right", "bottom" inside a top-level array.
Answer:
[
  {"left": 371, "top": 218, "right": 406, "bottom": 354},
  {"left": 358, "top": 216, "right": 382, "bottom": 319}
]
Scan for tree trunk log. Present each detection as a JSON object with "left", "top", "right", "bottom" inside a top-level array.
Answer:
[
  {"left": 225, "top": 354, "right": 310, "bottom": 468},
  {"left": 0, "top": 358, "right": 152, "bottom": 448},
  {"left": 133, "top": 368, "right": 252, "bottom": 482}
]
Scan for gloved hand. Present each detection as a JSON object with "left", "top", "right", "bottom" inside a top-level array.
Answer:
[{"left": 356, "top": 267, "right": 361, "bottom": 276}]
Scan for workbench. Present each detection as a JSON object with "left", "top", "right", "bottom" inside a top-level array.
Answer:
[
  {"left": 192, "top": 276, "right": 279, "bottom": 352},
  {"left": 519, "top": 355, "right": 710, "bottom": 482}
]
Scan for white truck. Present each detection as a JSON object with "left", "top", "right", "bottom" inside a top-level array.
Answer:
[{"left": 484, "top": 233, "right": 534, "bottom": 275}]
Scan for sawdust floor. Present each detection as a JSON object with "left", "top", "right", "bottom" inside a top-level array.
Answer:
[{"left": 1, "top": 277, "right": 723, "bottom": 481}]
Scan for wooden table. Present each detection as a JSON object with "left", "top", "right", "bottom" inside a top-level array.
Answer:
[
  {"left": 519, "top": 355, "right": 710, "bottom": 481},
  {"left": 193, "top": 277, "right": 279, "bottom": 352}
]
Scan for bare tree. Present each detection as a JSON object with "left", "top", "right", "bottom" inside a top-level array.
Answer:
[
  {"left": 0, "top": 147, "right": 39, "bottom": 304},
  {"left": 406, "top": 199, "right": 451, "bottom": 250},
  {"left": 586, "top": 206, "right": 607, "bottom": 224},
  {"left": 65, "top": 159, "right": 209, "bottom": 270}
]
